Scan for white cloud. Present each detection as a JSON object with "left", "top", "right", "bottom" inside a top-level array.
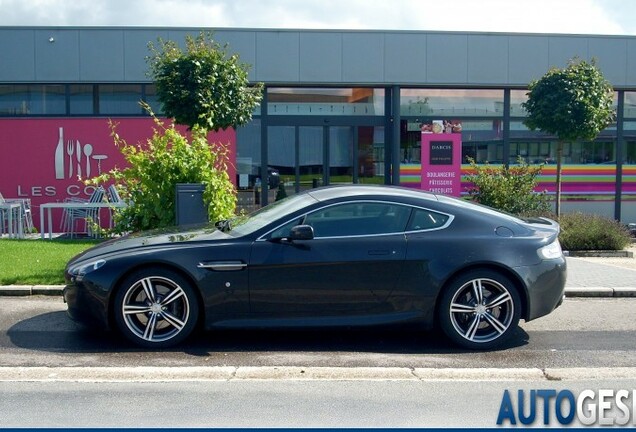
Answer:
[{"left": 0, "top": 0, "right": 632, "bottom": 36}]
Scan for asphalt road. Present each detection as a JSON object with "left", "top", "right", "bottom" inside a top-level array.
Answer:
[
  {"left": 2, "top": 296, "right": 636, "bottom": 428},
  {"left": 3, "top": 379, "right": 636, "bottom": 428},
  {"left": 1, "top": 296, "right": 635, "bottom": 369}
]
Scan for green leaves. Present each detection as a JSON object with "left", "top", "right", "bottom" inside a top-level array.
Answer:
[
  {"left": 523, "top": 58, "right": 615, "bottom": 142},
  {"left": 88, "top": 116, "right": 236, "bottom": 234},
  {"left": 465, "top": 157, "right": 551, "bottom": 216},
  {"left": 87, "top": 31, "right": 263, "bottom": 233},
  {"left": 147, "top": 31, "right": 263, "bottom": 132},
  {"left": 558, "top": 212, "right": 631, "bottom": 251}
]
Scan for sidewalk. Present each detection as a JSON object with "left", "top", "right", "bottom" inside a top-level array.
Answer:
[
  {"left": 1, "top": 245, "right": 635, "bottom": 297},
  {"left": 563, "top": 244, "right": 636, "bottom": 297}
]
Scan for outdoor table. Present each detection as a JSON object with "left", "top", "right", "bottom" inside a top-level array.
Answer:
[
  {"left": 0, "top": 202, "right": 24, "bottom": 239},
  {"left": 40, "top": 202, "right": 126, "bottom": 240}
]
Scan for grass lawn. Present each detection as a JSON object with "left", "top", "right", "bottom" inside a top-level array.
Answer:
[{"left": 0, "top": 239, "right": 100, "bottom": 285}]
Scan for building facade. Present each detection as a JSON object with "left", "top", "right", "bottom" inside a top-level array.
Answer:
[{"left": 1, "top": 26, "right": 636, "bottom": 226}]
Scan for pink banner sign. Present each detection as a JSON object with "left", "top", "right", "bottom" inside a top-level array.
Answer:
[
  {"left": 0, "top": 118, "right": 236, "bottom": 231},
  {"left": 420, "top": 132, "right": 462, "bottom": 196}
]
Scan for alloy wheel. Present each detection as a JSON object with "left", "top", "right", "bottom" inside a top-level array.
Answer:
[{"left": 115, "top": 271, "right": 198, "bottom": 347}]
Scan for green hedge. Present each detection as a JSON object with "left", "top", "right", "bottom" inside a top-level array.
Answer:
[{"left": 558, "top": 212, "right": 632, "bottom": 251}]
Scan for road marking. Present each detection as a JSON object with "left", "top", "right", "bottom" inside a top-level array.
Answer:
[{"left": 1, "top": 366, "right": 636, "bottom": 382}]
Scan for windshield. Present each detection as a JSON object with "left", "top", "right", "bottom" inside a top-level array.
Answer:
[{"left": 223, "top": 193, "right": 319, "bottom": 237}]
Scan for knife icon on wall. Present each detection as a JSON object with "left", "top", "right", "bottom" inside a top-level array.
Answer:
[{"left": 76, "top": 140, "right": 82, "bottom": 178}]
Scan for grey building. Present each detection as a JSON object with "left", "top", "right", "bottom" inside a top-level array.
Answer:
[{"left": 1, "top": 27, "right": 635, "bottom": 220}]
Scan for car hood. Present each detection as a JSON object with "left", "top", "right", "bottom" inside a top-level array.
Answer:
[{"left": 68, "top": 225, "right": 232, "bottom": 265}]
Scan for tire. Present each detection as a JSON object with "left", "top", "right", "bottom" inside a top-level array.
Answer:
[
  {"left": 113, "top": 267, "right": 199, "bottom": 348},
  {"left": 438, "top": 269, "right": 521, "bottom": 350}
]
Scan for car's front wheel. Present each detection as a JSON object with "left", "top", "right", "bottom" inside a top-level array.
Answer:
[
  {"left": 439, "top": 270, "right": 521, "bottom": 350},
  {"left": 113, "top": 268, "right": 199, "bottom": 348}
]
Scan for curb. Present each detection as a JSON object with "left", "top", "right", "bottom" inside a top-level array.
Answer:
[
  {"left": 1, "top": 286, "right": 636, "bottom": 297},
  {"left": 2, "top": 366, "right": 636, "bottom": 382},
  {"left": 0, "top": 285, "right": 64, "bottom": 296},
  {"left": 565, "top": 250, "right": 634, "bottom": 258}
]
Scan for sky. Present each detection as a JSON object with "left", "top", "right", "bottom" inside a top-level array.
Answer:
[{"left": 2, "top": 0, "right": 636, "bottom": 36}]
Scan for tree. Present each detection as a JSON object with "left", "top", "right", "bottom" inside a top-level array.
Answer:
[
  {"left": 147, "top": 31, "right": 263, "bottom": 131},
  {"left": 90, "top": 32, "right": 263, "bottom": 232},
  {"left": 522, "top": 58, "right": 615, "bottom": 216},
  {"left": 88, "top": 114, "right": 236, "bottom": 233}
]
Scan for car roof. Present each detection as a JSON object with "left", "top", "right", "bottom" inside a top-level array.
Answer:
[
  {"left": 303, "top": 185, "right": 527, "bottom": 226},
  {"left": 305, "top": 184, "right": 440, "bottom": 203}
]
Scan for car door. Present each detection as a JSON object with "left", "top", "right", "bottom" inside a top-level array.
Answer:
[{"left": 248, "top": 201, "right": 411, "bottom": 316}]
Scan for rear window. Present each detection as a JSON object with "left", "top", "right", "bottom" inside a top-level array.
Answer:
[{"left": 406, "top": 208, "right": 450, "bottom": 231}]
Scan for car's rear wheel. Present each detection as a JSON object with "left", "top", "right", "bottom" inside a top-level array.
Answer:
[
  {"left": 439, "top": 270, "right": 521, "bottom": 350},
  {"left": 113, "top": 268, "right": 199, "bottom": 348}
]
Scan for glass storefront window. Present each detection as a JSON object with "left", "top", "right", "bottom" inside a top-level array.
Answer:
[
  {"left": 268, "top": 88, "right": 384, "bottom": 116},
  {"left": 515, "top": 90, "right": 619, "bottom": 118},
  {"left": 625, "top": 92, "right": 636, "bottom": 118},
  {"left": 623, "top": 122, "right": 636, "bottom": 164},
  {"left": 400, "top": 89, "right": 504, "bottom": 118},
  {"left": 510, "top": 89, "right": 528, "bottom": 117},
  {"left": 0, "top": 85, "right": 65, "bottom": 116},
  {"left": 99, "top": 84, "right": 142, "bottom": 115},
  {"left": 627, "top": 140, "right": 636, "bottom": 165},
  {"left": 143, "top": 84, "right": 163, "bottom": 115},
  {"left": 69, "top": 85, "right": 94, "bottom": 115},
  {"left": 401, "top": 119, "right": 503, "bottom": 164},
  {"left": 510, "top": 140, "right": 616, "bottom": 165}
]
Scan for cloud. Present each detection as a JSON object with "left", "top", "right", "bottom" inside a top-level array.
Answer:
[{"left": 0, "top": 0, "right": 631, "bottom": 36}]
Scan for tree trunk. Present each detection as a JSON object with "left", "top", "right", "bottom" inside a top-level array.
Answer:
[{"left": 555, "top": 141, "right": 563, "bottom": 217}]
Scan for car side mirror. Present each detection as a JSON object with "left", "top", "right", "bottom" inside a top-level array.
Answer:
[{"left": 289, "top": 225, "right": 314, "bottom": 241}]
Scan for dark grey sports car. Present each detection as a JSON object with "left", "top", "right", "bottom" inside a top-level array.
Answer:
[{"left": 64, "top": 185, "right": 566, "bottom": 350}]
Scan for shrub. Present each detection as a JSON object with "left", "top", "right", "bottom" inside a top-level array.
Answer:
[
  {"left": 88, "top": 114, "right": 236, "bottom": 233},
  {"left": 465, "top": 157, "right": 551, "bottom": 216},
  {"left": 558, "top": 212, "right": 632, "bottom": 251}
]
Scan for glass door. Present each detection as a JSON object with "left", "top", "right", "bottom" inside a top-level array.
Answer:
[
  {"left": 266, "top": 124, "right": 386, "bottom": 199},
  {"left": 328, "top": 126, "right": 384, "bottom": 186},
  {"left": 328, "top": 126, "right": 354, "bottom": 185},
  {"left": 298, "top": 126, "right": 324, "bottom": 192}
]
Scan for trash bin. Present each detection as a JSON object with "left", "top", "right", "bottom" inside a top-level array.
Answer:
[{"left": 175, "top": 183, "right": 208, "bottom": 226}]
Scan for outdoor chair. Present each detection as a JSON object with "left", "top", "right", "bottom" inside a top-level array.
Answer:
[
  {"left": 4, "top": 198, "right": 33, "bottom": 234},
  {"left": 0, "top": 192, "right": 23, "bottom": 237},
  {"left": 60, "top": 186, "right": 106, "bottom": 237}
]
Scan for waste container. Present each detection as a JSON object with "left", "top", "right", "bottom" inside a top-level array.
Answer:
[{"left": 175, "top": 183, "right": 208, "bottom": 226}]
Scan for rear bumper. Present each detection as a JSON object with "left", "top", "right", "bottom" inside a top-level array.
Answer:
[{"left": 515, "top": 257, "right": 567, "bottom": 321}]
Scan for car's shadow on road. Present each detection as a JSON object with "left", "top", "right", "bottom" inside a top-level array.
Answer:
[{"left": 6, "top": 310, "right": 530, "bottom": 358}]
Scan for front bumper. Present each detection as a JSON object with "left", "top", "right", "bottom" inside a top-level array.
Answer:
[{"left": 63, "top": 280, "right": 111, "bottom": 331}]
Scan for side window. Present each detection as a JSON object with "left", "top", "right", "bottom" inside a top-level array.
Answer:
[
  {"left": 267, "top": 217, "right": 303, "bottom": 239},
  {"left": 406, "top": 208, "right": 450, "bottom": 231},
  {"left": 304, "top": 202, "right": 411, "bottom": 237}
]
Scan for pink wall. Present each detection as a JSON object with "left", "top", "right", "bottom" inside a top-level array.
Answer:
[{"left": 0, "top": 118, "right": 236, "bottom": 232}]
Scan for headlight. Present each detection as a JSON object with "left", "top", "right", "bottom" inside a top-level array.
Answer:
[
  {"left": 538, "top": 241, "right": 563, "bottom": 260},
  {"left": 70, "top": 259, "right": 107, "bottom": 281}
]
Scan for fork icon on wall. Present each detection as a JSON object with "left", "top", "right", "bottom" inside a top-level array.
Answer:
[{"left": 67, "top": 140, "right": 74, "bottom": 178}]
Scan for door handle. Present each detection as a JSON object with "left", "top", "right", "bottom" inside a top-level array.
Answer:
[{"left": 368, "top": 250, "right": 390, "bottom": 256}]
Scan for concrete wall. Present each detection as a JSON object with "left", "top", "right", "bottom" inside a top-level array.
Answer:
[{"left": 2, "top": 27, "right": 636, "bottom": 87}]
